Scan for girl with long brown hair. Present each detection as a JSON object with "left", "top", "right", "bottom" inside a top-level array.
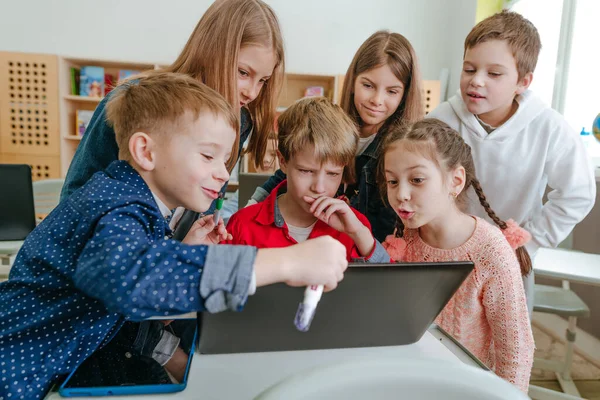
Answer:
[{"left": 380, "top": 118, "right": 534, "bottom": 393}]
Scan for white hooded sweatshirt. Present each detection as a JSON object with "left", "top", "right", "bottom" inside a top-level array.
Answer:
[{"left": 427, "top": 90, "right": 596, "bottom": 255}]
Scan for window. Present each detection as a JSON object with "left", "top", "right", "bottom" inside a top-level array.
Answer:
[
  {"left": 510, "top": 0, "right": 562, "bottom": 108},
  {"left": 511, "top": 0, "right": 600, "bottom": 133},
  {"left": 563, "top": 0, "right": 600, "bottom": 134}
]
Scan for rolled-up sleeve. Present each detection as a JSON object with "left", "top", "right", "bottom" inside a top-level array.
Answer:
[{"left": 201, "top": 244, "right": 257, "bottom": 312}]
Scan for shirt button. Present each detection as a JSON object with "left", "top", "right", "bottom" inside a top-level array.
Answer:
[{"left": 125, "top": 352, "right": 132, "bottom": 359}]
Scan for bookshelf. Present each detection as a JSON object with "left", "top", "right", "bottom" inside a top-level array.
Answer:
[
  {"left": 1, "top": 51, "right": 440, "bottom": 182},
  {"left": 277, "top": 73, "right": 343, "bottom": 108},
  {"left": 57, "top": 57, "right": 158, "bottom": 175},
  {"left": 55, "top": 59, "right": 344, "bottom": 178},
  {"left": 237, "top": 73, "right": 344, "bottom": 176}
]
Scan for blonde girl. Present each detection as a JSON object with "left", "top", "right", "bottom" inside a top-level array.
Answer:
[{"left": 62, "top": 0, "right": 285, "bottom": 205}]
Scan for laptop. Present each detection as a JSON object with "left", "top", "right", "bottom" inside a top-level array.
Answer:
[
  {"left": 199, "top": 261, "right": 474, "bottom": 354},
  {"left": 238, "top": 172, "right": 272, "bottom": 208},
  {"left": 0, "top": 164, "right": 36, "bottom": 241}
]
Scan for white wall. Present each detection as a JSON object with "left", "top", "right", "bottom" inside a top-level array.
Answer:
[{"left": 0, "top": 0, "right": 476, "bottom": 95}]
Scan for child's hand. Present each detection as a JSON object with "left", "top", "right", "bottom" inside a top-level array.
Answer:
[
  {"left": 181, "top": 215, "right": 232, "bottom": 245},
  {"left": 304, "top": 196, "right": 363, "bottom": 236},
  {"left": 304, "top": 196, "right": 375, "bottom": 258},
  {"left": 253, "top": 236, "right": 348, "bottom": 292}
]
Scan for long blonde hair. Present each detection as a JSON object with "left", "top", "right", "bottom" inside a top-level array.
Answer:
[
  {"left": 340, "top": 31, "right": 423, "bottom": 140},
  {"left": 163, "top": 0, "right": 284, "bottom": 168}
]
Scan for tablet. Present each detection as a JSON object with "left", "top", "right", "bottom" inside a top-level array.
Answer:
[{"left": 59, "top": 318, "right": 197, "bottom": 397}]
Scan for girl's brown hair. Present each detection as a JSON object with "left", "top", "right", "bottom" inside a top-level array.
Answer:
[
  {"left": 340, "top": 30, "right": 423, "bottom": 140},
  {"left": 161, "top": 0, "right": 284, "bottom": 169},
  {"left": 378, "top": 119, "right": 532, "bottom": 276}
]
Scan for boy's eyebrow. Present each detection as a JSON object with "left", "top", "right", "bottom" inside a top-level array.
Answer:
[
  {"left": 487, "top": 63, "right": 509, "bottom": 69},
  {"left": 463, "top": 60, "right": 508, "bottom": 70},
  {"left": 295, "top": 163, "right": 315, "bottom": 170}
]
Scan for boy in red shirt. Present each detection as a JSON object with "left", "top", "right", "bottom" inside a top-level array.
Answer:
[{"left": 224, "top": 97, "right": 389, "bottom": 262}]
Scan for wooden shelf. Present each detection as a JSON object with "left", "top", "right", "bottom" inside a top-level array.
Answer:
[
  {"left": 64, "top": 94, "right": 103, "bottom": 103},
  {"left": 56, "top": 57, "right": 344, "bottom": 177}
]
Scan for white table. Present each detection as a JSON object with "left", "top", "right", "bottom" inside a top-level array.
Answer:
[
  {"left": 46, "top": 326, "right": 488, "bottom": 400},
  {"left": 534, "top": 247, "right": 600, "bottom": 287},
  {"left": 0, "top": 240, "right": 23, "bottom": 255}
]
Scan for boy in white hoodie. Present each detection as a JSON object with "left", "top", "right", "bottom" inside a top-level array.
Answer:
[{"left": 428, "top": 10, "right": 596, "bottom": 313}]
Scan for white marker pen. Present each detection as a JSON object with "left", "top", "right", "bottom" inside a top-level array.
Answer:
[{"left": 294, "top": 285, "right": 324, "bottom": 332}]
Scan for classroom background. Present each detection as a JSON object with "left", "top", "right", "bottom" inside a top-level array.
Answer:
[{"left": 1, "top": 0, "right": 599, "bottom": 398}]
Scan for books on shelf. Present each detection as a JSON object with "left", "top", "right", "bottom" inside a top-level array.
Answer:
[
  {"left": 76, "top": 110, "right": 94, "bottom": 136},
  {"left": 104, "top": 73, "right": 115, "bottom": 96},
  {"left": 70, "top": 67, "right": 80, "bottom": 95},
  {"left": 118, "top": 69, "right": 141, "bottom": 82},
  {"left": 304, "top": 86, "right": 324, "bottom": 97},
  {"left": 79, "top": 66, "right": 104, "bottom": 98}
]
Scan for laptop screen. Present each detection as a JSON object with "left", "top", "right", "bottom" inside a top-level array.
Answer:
[
  {"left": 0, "top": 164, "right": 36, "bottom": 241},
  {"left": 238, "top": 172, "right": 272, "bottom": 209}
]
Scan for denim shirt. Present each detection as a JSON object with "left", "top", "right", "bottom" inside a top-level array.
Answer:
[
  {"left": 61, "top": 88, "right": 254, "bottom": 216},
  {"left": 257, "top": 134, "right": 396, "bottom": 242}
]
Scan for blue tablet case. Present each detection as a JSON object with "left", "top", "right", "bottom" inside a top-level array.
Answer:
[{"left": 59, "top": 319, "right": 198, "bottom": 397}]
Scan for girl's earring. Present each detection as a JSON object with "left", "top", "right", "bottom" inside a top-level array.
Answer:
[{"left": 450, "top": 192, "right": 458, "bottom": 198}]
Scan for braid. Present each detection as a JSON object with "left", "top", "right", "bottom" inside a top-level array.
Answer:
[
  {"left": 472, "top": 178, "right": 532, "bottom": 276},
  {"left": 471, "top": 179, "right": 507, "bottom": 229}
]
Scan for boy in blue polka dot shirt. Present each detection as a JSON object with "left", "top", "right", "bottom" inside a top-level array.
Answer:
[{"left": 0, "top": 72, "right": 349, "bottom": 399}]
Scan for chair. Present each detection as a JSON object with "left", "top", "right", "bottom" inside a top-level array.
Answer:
[
  {"left": 530, "top": 281, "right": 590, "bottom": 399},
  {"left": 32, "top": 178, "right": 64, "bottom": 221}
]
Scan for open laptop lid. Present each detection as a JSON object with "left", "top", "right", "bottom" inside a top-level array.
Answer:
[
  {"left": 238, "top": 172, "right": 272, "bottom": 208},
  {"left": 0, "top": 164, "right": 36, "bottom": 241},
  {"left": 199, "top": 261, "right": 474, "bottom": 354}
]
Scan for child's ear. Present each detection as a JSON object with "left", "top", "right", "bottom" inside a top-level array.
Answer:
[
  {"left": 449, "top": 165, "right": 466, "bottom": 196},
  {"left": 129, "top": 132, "right": 157, "bottom": 171},
  {"left": 277, "top": 150, "right": 288, "bottom": 174},
  {"left": 516, "top": 72, "right": 533, "bottom": 94}
]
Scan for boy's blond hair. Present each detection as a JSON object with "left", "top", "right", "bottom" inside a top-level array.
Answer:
[
  {"left": 465, "top": 10, "right": 541, "bottom": 80},
  {"left": 106, "top": 72, "right": 240, "bottom": 171},
  {"left": 277, "top": 97, "right": 358, "bottom": 183}
]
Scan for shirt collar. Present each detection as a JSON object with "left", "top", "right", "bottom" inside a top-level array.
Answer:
[
  {"left": 151, "top": 192, "right": 172, "bottom": 220},
  {"left": 255, "top": 180, "right": 287, "bottom": 227},
  {"left": 360, "top": 133, "right": 383, "bottom": 159}
]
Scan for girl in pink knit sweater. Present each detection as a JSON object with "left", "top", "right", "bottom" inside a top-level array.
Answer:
[{"left": 380, "top": 119, "right": 534, "bottom": 392}]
